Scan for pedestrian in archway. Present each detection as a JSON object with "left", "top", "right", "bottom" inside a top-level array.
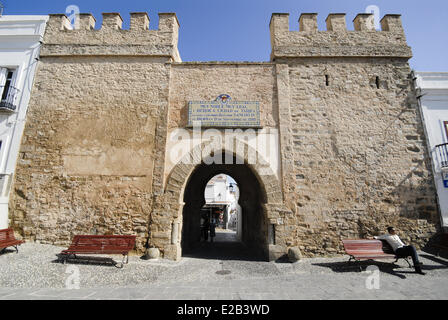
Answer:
[
  {"left": 201, "top": 215, "right": 210, "bottom": 241},
  {"left": 210, "top": 218, "right": 216, "bottom": 243}
]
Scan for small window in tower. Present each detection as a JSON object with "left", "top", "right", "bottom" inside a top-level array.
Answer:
[
  {"left": 376, "top": 76, "right": 380, "bottom": 89},
  {"left": 325, "top": 75, "right": 330, "bottom": 87}
]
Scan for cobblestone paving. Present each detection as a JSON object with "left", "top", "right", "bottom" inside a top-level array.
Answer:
[{"left": 1, "top": 243, "right": 448, "bottom": 300}]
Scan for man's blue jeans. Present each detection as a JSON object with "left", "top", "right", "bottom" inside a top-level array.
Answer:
[{"left": 395, "top": 245, "right": 420, "bottom": 267}]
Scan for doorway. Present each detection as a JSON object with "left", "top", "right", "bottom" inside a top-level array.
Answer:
[
  {"left": 201, "top": 174, "right": 241, "bottom": 243},
  {"left": 180, "top": 152, "right": 268, "bottom": 261}
]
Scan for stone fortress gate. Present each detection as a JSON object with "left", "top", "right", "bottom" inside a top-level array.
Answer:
[{"left": 9, "top": 11, "right": 439, "bottom": 260}]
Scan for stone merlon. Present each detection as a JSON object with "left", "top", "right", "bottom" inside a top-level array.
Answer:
[
  {"left": 270, "top": 12, "right": 412, "bottom": 60},
  {"left": 42, "top": 12, "right": 181, "bottom": 62}
]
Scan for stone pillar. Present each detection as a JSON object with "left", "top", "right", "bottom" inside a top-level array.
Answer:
[
  {"left": 47, "top": 14, "right": 72, "bottom": 31},
  {"left": 171, "top": 221, "right": 179, "bottom": 244},
  {"left": 299, "top": 13, "right": 318, "bottom": 32},
  {"left": 326, "top": 13, "right": 347, "bottom": 32},
  {"left": 381, "top": 14, "right": 404, "bottom": 33},
  {"left": 353, "top": 14, "right": 375, "bottom": 31},
  {"left": 164, "top": 218, "right": 182, "bottom": 261},
  {"left": 269, "top": 13, "right": 289, "bottom": 61},
  {"left": 102, "top": 12, "right": 123, "bottom": 30},
  {"left": 157, "top": 13, "right": 181, "bottom": 63},
  {"left": 269, "top": 13, "right": 290, "bottom": 36},
  {"left": 276, "top": 64, "right": 294, "bottom": 209},
  {"left": 164, "top": 244, "right": 181, "bottom": 261},
  {"left": 268, "top": 223, "right": 275, "bottom": 245},
  {"left": 78, "top": 14, "right": 96, "bottom": 30},
  {"left": 268, "top": 244, "right": 287, "bottom": 261},
  {"left": 130, "top": 12, "right": 149, "bottom": 31},
  {"left": 158, "top": 13, "right": 180, "bottom": 42}
]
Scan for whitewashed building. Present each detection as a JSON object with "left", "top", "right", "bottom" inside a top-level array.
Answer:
[
  {"left": 204, "top": 174, "right": 242, "bottom": 239},
  {"left": 204, "top": 175, "right": 238, "bottom": 205},
  {"left": 0, "top": 15, "right": 48, "bottom": 228},
  {"left": 415, "top": 72, "right": 448, "bottom": 232}
]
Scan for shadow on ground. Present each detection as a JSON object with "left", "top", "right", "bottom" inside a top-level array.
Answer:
[
  {"left": 312, "top": 254, "right": 448, "bottom": 280},
  {"left": 423, "top": 231, "right": 448, "bottom": 259},
  {"left": 51, "top": 254, "right": 123, "bottom": 268},
  {"left": 313, "top": 260, "right": 414, "bottom": 279},
  {"left": 312, "top": 260, "right": 411, "bottom": 279},
  {"left": 182, "top": 241, "right": 267, "bottom": 262},
  {"left": 0, "top": 248, "right": 17, "bottom": 256},
  {"left": 422, "top": 246, "right": 448, "bottom": 260},
  {"left": 419, "top": 254, "right": 448, "bottom": 267}
]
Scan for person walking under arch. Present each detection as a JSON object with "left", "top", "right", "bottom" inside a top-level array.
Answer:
[
  {"left": 209, "top": 218, "right": 216, "bottom": 243},
  {"left": 201, "top": 215, "right": 210, "bottom": 242}
]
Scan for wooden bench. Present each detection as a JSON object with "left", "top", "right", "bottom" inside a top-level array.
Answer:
[
  {"left": 342, "top": 239, "right": 412, "bottom": 269},
  {"left": 60, "top": 235, "right": 136, "bottom": 268},
  {"left": 0, "top": 228, "right": 25, "bottom": 253}
]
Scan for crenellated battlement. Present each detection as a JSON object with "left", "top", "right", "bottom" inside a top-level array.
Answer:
[
  {"left": 41, "top": 12, "right": 181, "bottom": 61},
  {"left": 270, "top": 13, "right": 412, "bottom": 61}
]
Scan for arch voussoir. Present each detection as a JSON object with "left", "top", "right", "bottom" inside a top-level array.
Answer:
[{"left": 157, "top": 139, "right": 290, "bottom": 261}]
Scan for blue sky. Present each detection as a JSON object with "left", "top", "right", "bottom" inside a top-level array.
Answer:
[{"left": 2, "top": 0, "right": 447, "bottom": 71}]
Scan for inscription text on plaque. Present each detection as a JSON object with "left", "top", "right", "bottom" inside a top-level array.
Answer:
[{"left": 187, "top": 94, "right": 261, "bottom": 128}]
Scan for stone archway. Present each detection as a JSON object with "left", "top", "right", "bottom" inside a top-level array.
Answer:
[
  {"left": 150, "top": 139, "right": 293, "bottom": 261},
  {"left": 181, "top": 154, "right": 268, "bottom": 260}
]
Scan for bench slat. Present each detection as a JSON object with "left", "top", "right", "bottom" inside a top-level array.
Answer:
[
  {"left": 342, "top": 239, "right": 397, "bottom": 261},
  {"left": 0, "top": 229, "right": 24, "bottom": 250},
  {"left": 0, "top": 240, "right": 24, "bottom": 247},
  {"left": 61, "top": 235, "right": 136, "bottom": 256}
]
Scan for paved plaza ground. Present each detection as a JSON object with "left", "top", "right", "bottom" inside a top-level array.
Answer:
[{"left": 1, "top": 240, "right": 448, "bottom": 300}]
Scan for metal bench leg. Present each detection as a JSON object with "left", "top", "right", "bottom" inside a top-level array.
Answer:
[
  {"left": 348, "top": 256, "right": 362, "bottom": 272},
  {"left": 404, "top": 257, "right": 412, "bottom": 268},
  {"left": 115, "top": 254, "right": 129, "bottom": 269},
  {"left": 396, "top": 256, "right": 412, "bottom": 268},
  {"left": 14, "top": 245, "right": 19, "bottom": 254},
  {"left": 60, "top": 254, "right": 73, "bottom": 264}
]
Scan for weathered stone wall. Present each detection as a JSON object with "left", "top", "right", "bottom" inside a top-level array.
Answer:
[
  {"left": 270, "top": 13, "right": 439, "bottom": 256},
  {"left": 286, "top": 58, "right": 438, "bottom": 255},
  {"left": 168, "top": 62, "right": 278, "bottom": 129},
  {"left": 42, "top": 12, "right": 181, "bottom": 61},
  {"left": 9, "top": 56, "right": 171, "bottom": 251},
  {"left": 270, "top": 13, "right": 412, "bottom": 60},
  {"left": 8, "top": 13, "right": 180, "bottom": 252},
  {"left": 164, "top": 62, "right": 281, "bottom": 181},
  {"left": 8, "top": 11, "right": 440, "bottom": 259}
]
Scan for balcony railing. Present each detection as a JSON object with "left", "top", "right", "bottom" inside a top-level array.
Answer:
[
  {"left": 0, "top": 85, "right": 19, "bottom": 112},
  {"left": 436, "top": 143, "right": 448, "bottom": 169}
]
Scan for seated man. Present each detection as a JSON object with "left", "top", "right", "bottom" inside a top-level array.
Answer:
[{"left": 374, "top": 226, "right": 425, "bottom": 275}]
